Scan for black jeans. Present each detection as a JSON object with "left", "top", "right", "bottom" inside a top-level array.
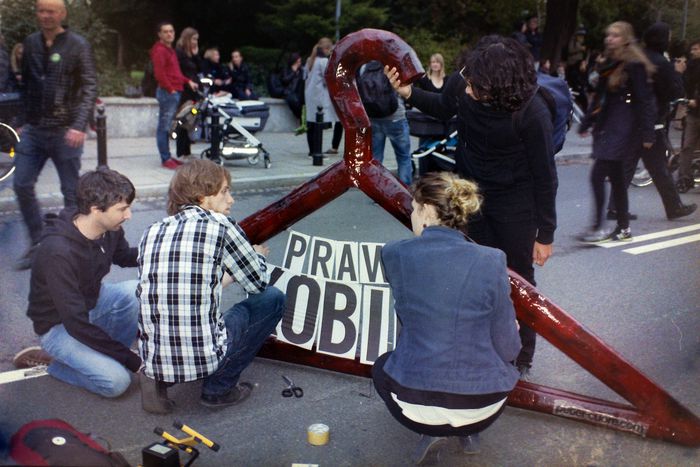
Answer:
[
  {"left": 467, "top": 212, "right": 537, "bottom": 366},
  {"left": 610, "top": 130, "right": 683, "bottom": 216},
  {"left": 592, "top": 159, "right": 629, "bottom": 229},
  {"left": 372, "top": 352, "right": 506, "bottom": 437}
]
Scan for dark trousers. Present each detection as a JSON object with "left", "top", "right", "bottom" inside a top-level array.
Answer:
[
  {"left": 306, "top": 121, "right": 343, "bottom": 154},
  {"left": 592, "top": 159, "right": 629, "bottom": 229},
  {"left": 610, "top": 131, "right": 683, "bottom": 216},
  {"left": 13, "top": 125, "right": 82, "bottom": 244},
  {"left": 175, "top": 127, "right": 192, "bottom": 157},
  {"left": 467, "top": 212, "right": 537, "bottom": 365},
  {"left": 372, "top": 353, "right": 506, "bottom": 437}
]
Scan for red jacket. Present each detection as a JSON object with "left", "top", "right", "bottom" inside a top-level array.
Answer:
[{"left": 150, "top": 41, "right": 189, "bottom": 93}]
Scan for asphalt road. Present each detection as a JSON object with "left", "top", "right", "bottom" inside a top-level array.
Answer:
[{"left": 1, "top": 162, "right": 699, "bottom": 466}]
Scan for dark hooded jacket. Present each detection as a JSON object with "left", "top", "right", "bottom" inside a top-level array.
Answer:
[
  {"left": 26, "top": 209, "right": 141, "bottom": 372},
  {"left": 643, "top": 22, "right": 685, "bottom": 123}
]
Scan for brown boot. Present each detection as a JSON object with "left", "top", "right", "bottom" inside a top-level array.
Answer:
[{"left": 139, "top": 370, "right": 175, "bottom": 414}]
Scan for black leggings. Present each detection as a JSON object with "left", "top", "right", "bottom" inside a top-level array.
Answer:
[
  {"left": 591, "top": 159, "right": 629, "bottom": 229},
  {"left": 371, "top": 353, "right": 507, "bottom": 437}
]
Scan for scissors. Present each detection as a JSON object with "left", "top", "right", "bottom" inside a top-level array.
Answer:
[{"left": 281, "top": 375, "right": 304, "bottom": 398}]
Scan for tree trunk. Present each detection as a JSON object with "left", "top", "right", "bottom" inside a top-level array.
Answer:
[{"left": 541, "top": 0, "right": 579, "bottom": 73}]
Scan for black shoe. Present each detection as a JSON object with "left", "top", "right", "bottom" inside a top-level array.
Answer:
[
  {"left": 667, "top": 203, "right": 697, "bottom": 220},
  {"left": 14, "top": 244, "right": 38, "bottom": 271},
  {"left": 579, "top": 228, "right": 612, "bottom": 244},
  {"left": 200, "top": 382, "right": 253, "bottom": 408},
  {"left": 606, "top": 210, "right": 638, "bottom": 221},
  {"left": 609, "top": 225, "right": 632, "bottom": 242},
  {"left": 412, "top": 435, "right": 447, "bottom": 464}
]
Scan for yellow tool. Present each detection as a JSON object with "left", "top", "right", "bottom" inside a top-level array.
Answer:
[{"left": 142, "top": 420, "right": 219, "bottom": 467}]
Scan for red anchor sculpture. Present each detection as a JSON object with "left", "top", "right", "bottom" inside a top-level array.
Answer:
[{"left": 241, "top": 29, "right": 700, "bottom": 447}]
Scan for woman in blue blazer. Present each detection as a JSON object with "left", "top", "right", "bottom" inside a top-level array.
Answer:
[{"left": 373, "top": 172, "right": 522, "bottom": 464}]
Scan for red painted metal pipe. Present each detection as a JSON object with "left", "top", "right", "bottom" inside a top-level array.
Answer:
[{"left": 241, "top": 29, "right": 700, "bottom": 447}]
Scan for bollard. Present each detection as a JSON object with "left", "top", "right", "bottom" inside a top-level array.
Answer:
[
  {"left": 95, "top": 102, "right": 107, "bottom": 168},
  {"left": 209, "top": 107, "right": 221, "bottom": 163},
  {"left": 311, "top": 106, "right": 330, "bottom": 166}
]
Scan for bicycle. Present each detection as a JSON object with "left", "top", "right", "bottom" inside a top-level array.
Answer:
[
  {"left": 631, "top": 98, "right": 700, "bottom": 188},
  {"left": 0, "top": 122, "right": 20, "bottom": 182}
]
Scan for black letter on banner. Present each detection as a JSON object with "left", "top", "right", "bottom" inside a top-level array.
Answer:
[
  {"left": 360, "top": 243, "right": 386, "bottom": 283},
  {"left": 317, "top": 282, "right": 358, "bottom": 357},
  {"left": 283, "top": 232, "right": 309, "bottom": 272},
  {"left": 268, "top": 266, "right": 285, "bottom": 287},
  {"left": 309, "top": 238, "right": 334, "bottom": 278},
  {"left": 336, "top": 243, "right": 358, "bottom": 282},
  {"left": 363, "top": 287, "right": 387, "bottom": 363},
  {"left": 280, "top": 276, "right": 321, "bottom": 347}
]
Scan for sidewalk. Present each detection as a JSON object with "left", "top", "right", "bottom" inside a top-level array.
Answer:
[{"left": 0, "top": 129, "right": 593, "bottom": 213}]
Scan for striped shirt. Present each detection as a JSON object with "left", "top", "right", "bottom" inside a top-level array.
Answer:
[{"left": 137, "top": 205, "right": 269, "bottom": 383}]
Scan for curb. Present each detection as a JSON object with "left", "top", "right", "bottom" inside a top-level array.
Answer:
[{"left": 0, "top": 152, "right": 591, "bottom": 214}]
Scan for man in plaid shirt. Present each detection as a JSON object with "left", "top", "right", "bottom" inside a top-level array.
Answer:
[{"left": 137, "top": 160, "right": 285, "bottom": 413}]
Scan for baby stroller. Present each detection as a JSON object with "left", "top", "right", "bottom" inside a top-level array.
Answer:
[
  {"left": 406, "top": 109, "right": 458, "bottom": 175},
  {"left": 171, "top": 77, "right": 272, "bottom": 168}
]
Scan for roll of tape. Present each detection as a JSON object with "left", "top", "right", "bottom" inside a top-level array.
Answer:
[{"left": 307, "top": 423, "right": 330, "bottom": 446}]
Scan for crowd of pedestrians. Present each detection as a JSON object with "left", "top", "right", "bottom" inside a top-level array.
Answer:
[{"left": 3, "top": 2, "right": 699, "bottom": 464}]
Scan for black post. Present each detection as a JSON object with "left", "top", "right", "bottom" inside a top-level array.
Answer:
[
  {"left": 210, "top": 107, "right": 221, "bottom": 163},
  {"left": 95, "top": 102, "right": 107, "bottom": 168},
  {"left": 312, "top": 106, "right": 329, "bottom": 166}
]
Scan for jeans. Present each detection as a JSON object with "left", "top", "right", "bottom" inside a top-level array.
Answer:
[
  {"left": 13, "top": 125, "right": 82, "bottom": 244},
  {"left": 40, "top": 280, "right": 139, "bottom": 398},
  {"left": 371, "top": 118, "right": 412, "bottom": 185},
  {"left": 156, "top": 87, "right": 181, "bottom": 162},
  {"left": 201, "top": 287, "right": 286, "bottom": 397}
]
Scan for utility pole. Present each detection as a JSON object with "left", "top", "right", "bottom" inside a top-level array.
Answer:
[{"left": 335, "top": 0, "right": 341, "bottom": 42}]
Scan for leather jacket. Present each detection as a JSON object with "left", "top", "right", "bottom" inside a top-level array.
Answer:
[{"left": 21, "top": 30, "right": 97, "bottom": 131}]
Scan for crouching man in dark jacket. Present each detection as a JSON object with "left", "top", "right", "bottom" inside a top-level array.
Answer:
[{"left": 14, "top": 169, "right": 142, "bottom": 398}]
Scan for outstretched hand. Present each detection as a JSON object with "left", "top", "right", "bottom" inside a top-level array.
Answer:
[{"left": 384, "top": 66, "right": 412, "bottom": 100}]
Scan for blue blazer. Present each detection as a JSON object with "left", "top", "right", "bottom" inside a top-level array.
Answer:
[{"left": 381, "top": 226, "right": 521, "bottom": 395}]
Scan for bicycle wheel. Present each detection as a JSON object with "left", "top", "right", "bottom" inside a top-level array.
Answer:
[
  {"left": 631, "top": 161, "right": 652, "bottom": 187},
  {"left": 0, "top": 122, "right": 19, "bottom": 182}
]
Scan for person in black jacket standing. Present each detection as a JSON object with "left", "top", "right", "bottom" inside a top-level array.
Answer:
[
  {"left": 174, "top": 27, "right": 202, "bottom": 159},
  {"left": 609, "top": 22, "right": 696, "bottom": 220},
  {"left": 13, "top": 169, "right": 142, "bottom": 398},
  {"left": 386, "top": 36, "right": 558, "bottom": 378},
  {"left": 13, "top": 0, "right": 97, "bottom": 270}
]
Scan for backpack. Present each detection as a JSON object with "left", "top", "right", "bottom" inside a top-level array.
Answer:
[
  {"left": 357, "top": 60, "right": 398, "bottom": 118},
  {"left": 514, "top": 72, "right": 573, "bottom": 154},
  {"left": 141, "top": 59, "right": 157, "bottom": 98},
  {"left": 10, "top": 419, "right": 129, "bottom": 466}
]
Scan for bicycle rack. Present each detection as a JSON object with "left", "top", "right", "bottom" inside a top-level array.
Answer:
[{"left": 238, "top": 29, "right": 700, "bottom": 447}]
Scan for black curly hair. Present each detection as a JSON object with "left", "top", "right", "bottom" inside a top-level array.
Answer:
[{"left": 462, "top": 35, "right": 537, "bottom": 112}]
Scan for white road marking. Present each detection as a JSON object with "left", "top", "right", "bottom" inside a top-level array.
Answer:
[
  {"left": 0, "top": 366, "right": 48, "bottom": 385},
  {"left": 622, "top": 233, "right": 700, "bottom": 255},
  {"left": 597, "top": 224, "right": 700, "bottom": 248}
]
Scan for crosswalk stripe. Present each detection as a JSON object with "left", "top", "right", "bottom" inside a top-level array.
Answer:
[
  {"left": 597, "top": 223, "right": 700, "bottom": 248},
  {"left": 622, "top": 233, "right": 700, "bottom": 255}
]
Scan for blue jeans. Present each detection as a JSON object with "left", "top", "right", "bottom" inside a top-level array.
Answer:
[
  {"left": 156, "top": 87, "right": 181, "bottom": 162},
  {"left": 371, "top": 118, "right": 412, "bottom": 185},
  {"left": 13, "top": 125, "right": 82, "bottom": 244},
  {"left": 40, "top": 281, "right": 139, "bottom": 398},
  {"left": 202, "top": 287, "right": 286, "bottom": 397}
]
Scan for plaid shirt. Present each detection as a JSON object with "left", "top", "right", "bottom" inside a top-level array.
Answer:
[{"left": 137, "top": 205, "right": 269, "bottom": 383}]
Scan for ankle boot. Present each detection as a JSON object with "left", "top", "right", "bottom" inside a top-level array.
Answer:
[{"left": 139, "top": 370, "right": 175, "bottom": 414}]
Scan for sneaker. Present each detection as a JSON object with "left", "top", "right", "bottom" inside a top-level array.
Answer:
[
  {"left": 161, "top": 158, "right": 180, "bottom": 170},
  {"left": 609, "top": 225, "right": 632, "bottom": 242},
  {"left": 677, "top": 177, "right": 695, "bottom": 194},
  {"left": 667, "top": 203, "right": 697, "bottom": 220},
  {"left": 457, "top": 432, "right": 481, "bottom": 454},
  {"left": 14, "top": 244, "right": 38, "bottom": 271},
  {"left": 579, "top": 228, "right": 613, "bottom": 244},
  {"left": 13, "top": 346, "right": 52, "bottom": 368},
  {"left": 412, "top": 435, "right": 447, "bottom": 465},
  {"left": 606, "top": 210, "right": 638, "bottom": 221},
  {"left": 325, "top": 148, "right": 338, "bottom": 154},
  {"left": 200, "top": 382, "right": 253, "bottom": 408},
  {"left": 294, "top": 126, "right": 307, "bottom": 136}
]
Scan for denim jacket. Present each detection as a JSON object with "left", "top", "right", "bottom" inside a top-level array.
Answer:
[{"left": 381, "top": 226, "right": 521, "bottom": 395}]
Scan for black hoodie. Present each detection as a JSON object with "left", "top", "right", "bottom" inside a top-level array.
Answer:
[
  {"left": 643, "top": 22, "right": 684, "bottom": 122},
  {"left": 27, "top": 209, "right": 141, "bottom": 372}
]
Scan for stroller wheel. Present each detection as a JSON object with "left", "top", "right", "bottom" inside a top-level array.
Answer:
[{"left": 247, "top": 153, "right": 260, "bottom": 165}]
